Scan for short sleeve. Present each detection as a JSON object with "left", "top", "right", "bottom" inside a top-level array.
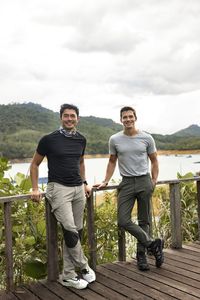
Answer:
[
  {"left": 36, "top": 135, "right": 49, "bottom": 156},
  {"left": 81, "top": 137, "right": 86, "bottom": 156},
  {"left": 147, "top": 135, "right": 157, "bottom": 155},
  {"left": 109, "top": 136, "right": 117, "bottom": 155}
]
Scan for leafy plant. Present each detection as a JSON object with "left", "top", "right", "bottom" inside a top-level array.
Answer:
[
  {"left": 0, "top": 158, "right": 50, "bottom": 289},
  {"left": 155, "top": 172, "right": 199, "bottom": 247},
  {"left": 83, "top": 189, "right": 137, "bottom": 263},
  {"left": 0, "top": 156, "right": 199, "bottom": 290}
]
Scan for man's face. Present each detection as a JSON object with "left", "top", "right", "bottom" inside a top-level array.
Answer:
[
  {"left": 61, "top": 108, "right": 79, "bottom": 130},
  {"left": 120, "top": 110, "right": 136, "bottom": 129}
]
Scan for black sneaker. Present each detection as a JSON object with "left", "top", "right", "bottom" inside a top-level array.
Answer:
[
  {"left": 148, "top": 238, "right": 164, "bottom": 268},
  {"left": 136, "top": 252, "right": 150, "bottom": 271}
]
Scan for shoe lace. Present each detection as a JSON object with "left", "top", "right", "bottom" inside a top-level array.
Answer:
[
  {"left": 154, "top": 244, "right": 163, "bottom": 260},
  {"left": 81, "top": 269, "right": 89, "bottom": 275},
  {"left": 137, "top": 253, "right": 147, "bottom": 263},
  {"left": 63, "top": 275, "right": 80, "bottom": 282}
]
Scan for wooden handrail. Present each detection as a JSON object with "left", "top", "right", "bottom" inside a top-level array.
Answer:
[
  {"left": 45, "top": 199, "right": 59, "bottom": 282},
  {"left": 169, "top": 182, "right": 182, "bottom": 248},
  {"left": 4, "top": 202, "right": 13, "bottom": 291},
  {"left": 90, "top": 176, "right": 200, "bottom": 264},
  {"left": 197, "top": 181, "right": 200, "bottom": 240},
  {"left": 1, "top": 176, "right": 200, "bottom": 291}
]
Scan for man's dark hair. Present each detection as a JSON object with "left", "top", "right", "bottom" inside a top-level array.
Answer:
[
  {"left": 120, "top": 106, "right": 137, "bottom": 120},
  {"left": 60, "top": 104, "right": 79, "bottom": 118}
]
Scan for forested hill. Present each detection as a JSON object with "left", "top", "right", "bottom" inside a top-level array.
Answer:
[
  {"left": 0, "top": 102, "right": 200, "bottom": 159},
  {"left": 0, "top": 102, "right": 122, "bottom": 158},
  {"left": 152, "top": 124, "right": 200, "bottom": 151}
]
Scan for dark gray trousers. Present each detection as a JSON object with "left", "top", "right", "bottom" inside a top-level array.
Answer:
[{"left": 117, "top": 174, "right": 154, "bottom": 253}]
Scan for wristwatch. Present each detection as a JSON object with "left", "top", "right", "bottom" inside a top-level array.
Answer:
[{"left": 102, "top": 180, "right": 108, "bottom": 186}]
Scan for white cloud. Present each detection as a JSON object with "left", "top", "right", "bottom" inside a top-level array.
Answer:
[{"left": 0, "top": 0, "right": 200, "bottom": 134}]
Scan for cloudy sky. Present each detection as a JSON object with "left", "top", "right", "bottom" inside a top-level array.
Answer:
[{"left": 0, "top": 0, "right": 200, "bottom": 134}]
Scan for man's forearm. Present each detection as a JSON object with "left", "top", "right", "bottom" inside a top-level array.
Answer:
[
  {"left": 30, "top": 164, "right": 39, "bottom": 190},
  {"left": 151, "top": 162, "right": 159, "bottom": 183},
  {"left": 80, "top": 159, "right": 86, "bottom": 181},
  {"left": 103, "top": 160, "right": 116, "bottom": 183}
]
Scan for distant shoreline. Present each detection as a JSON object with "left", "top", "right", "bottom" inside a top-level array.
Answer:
[
  {"left": 86, "top": 149, "right": 200, "bottom": 157},
  {"left": 157, "top": 149, "right": 200, "bottom": 155},
  {"left": 9, "top": 149, "right": 200, "bottom": 164}
]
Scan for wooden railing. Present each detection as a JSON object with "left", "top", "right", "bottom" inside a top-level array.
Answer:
[
  {"left": 1, "top": 176, "right": 200, "bottom": 291},
  {"left": 88, "top": 177, "right": 200, "bottom": 268}
]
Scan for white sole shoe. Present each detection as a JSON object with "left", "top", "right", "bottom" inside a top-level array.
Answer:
[
  {"left": 81, "top": 266, "right": 96, "bottom": 283},
  {"left": 59, "top": 275, "right": 88, "bottom": 289}
]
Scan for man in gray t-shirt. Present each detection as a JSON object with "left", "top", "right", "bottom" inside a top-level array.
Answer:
[
  {"left": 95, "top": 106, "right": 164, "bottom": 271},
  {"left": 109, "top": 130, "right": 156, "bottom": 177}
]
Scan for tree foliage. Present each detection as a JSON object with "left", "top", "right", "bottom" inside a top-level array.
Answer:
[
  {"left": 154, "top": 172, "right": 199, "bottom": 247},
  {"left": 0, "top": 159, "right": 130, "bottom": 289},
  {"left": 0, "top": 103, "right": 122, "bottom": 158},
  {"left": 0, "top": 156, "right": 199, "bottom": 289},
  {"left": 1, "top": 102, "right": 200, "bottom": 159},
  {"left": 0, "top": 157, "right": 50, "bottom": 289}
]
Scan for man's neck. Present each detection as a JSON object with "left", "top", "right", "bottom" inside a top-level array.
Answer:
[
  {"left": 61, "top": 126, "right": 76, "bottom": 132},
  {"left": 59, "top": 126, "right": 77, "bottom": 137},
  {"left": 123, "top": 127, "right": 139, "bottom": 136}
]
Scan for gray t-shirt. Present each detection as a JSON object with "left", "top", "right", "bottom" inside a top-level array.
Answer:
[{"left": 109, "top": 130, "right": 156, "bottom": 177}]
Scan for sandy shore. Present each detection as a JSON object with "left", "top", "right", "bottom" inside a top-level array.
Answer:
[
  {"left": 157, "top": 149, "right": 200, "bottom": 155},
  {"left": 86, "top": 150, "right": 200, "bottom": 158},
  {"left": 9, "top": 149, "right": 200, "bottom": 163}
]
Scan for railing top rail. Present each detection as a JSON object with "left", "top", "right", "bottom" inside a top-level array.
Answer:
[
  {"left": 92, "top": 176, "right": 200, "bottom": 192},
  {"left": 157, "top": 176, "right": 200, "bottom": 184},
  {"left": 0, "top": 176, "right": 200, "bottom": 203},
  {"left": 0, "top": 193, "right": 45, "bottom": 204}
]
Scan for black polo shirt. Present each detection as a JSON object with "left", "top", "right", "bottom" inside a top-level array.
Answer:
[{"left": 37, "top": 130, "right": 86, "bottom": 186}]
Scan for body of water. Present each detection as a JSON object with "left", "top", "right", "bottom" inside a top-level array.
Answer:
[{"left": 4, "top": 154, "right": 200, "bottom": 184}]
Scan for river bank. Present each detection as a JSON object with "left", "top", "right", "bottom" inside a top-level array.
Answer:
[
  {"left": 8, "top": 149, "right": 200, "bottom": 164},
  {"left": 157, "top": 149, "right": 200, "bottom": 155},
  {"left": 86, "top": 149, "right": 200, "bottom": 157}
]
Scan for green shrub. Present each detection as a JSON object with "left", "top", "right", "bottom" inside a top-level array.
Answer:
[{"left": 0, "top": 157, "right": 199, "bottom": 289}]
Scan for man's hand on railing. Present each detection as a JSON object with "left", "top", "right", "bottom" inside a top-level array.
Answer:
[
  {"left": 31, "top": 189, "right": 42, "bottom": 203},
  {"left": 93, "top": 181, "right": 108, "bottom": 190},
  {"left": 84, "top": 184, "right": 92, "bottom": 198}
]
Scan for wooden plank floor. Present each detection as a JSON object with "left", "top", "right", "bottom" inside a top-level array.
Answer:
[{"left": 1, "top": 242, "right": 200, "bottom": 300}]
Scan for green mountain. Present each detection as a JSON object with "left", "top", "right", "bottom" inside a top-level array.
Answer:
[
  {"left": 151, "top": 124, "right": 200, "bottom": 151},
  {"left": 173, "top": 124, "right": 200, "bottom": 137},
  {"left": 0, "top": 102, "right": 200, "bottom": 159},
  {"left": 0, "top": 102, "right": 122, "bottom": 159},
  {"left": 152, "top": 135, "right": 200, "bottom": 151}
]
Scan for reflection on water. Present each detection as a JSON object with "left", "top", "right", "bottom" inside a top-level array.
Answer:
[{"left": 5, "top": 154, "right": 200, "bottom": 184}]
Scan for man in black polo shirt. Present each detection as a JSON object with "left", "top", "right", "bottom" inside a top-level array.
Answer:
[{"left": 30, "top": 103, "right": 96, "bottom": 289}]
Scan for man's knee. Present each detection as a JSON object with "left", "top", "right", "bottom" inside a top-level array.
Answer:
[
  {"left": 138, "top": 220, "right": 150, "bottom": 227},
  {"left": 118, "top": 219, "right": 131, "bottom": 229},
  {"left": 78, "top": 229, "right": 83, "bottom": 241},
  {"left": 62, "top": 227, "right": 79, "bottom": 248}
]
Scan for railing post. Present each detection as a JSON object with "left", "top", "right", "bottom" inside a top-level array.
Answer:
[
  {"left": 149, "top": 196, "right": 153, "bottom": 238},
  {"left": 45, "top": 198, "right": 59, "bottom": 281},
  {"left": 196, "top": 180, "right": 200, "bottom": 241},
  {"left": 86, "top": 191, "right": 97, "bottom": 270},
  {"left": 169, "top": 182, "right": 182, "bottom": 248},
  {"left": 4, "top": 202, "right": 14, "bottom": 291},
  {"left": 118, "top": 227, "right": 126, "bottom": 261}
]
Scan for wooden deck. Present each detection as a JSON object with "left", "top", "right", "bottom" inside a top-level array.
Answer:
[{"left": 1, "top": 242, "right": 200, "bottom": 300}]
